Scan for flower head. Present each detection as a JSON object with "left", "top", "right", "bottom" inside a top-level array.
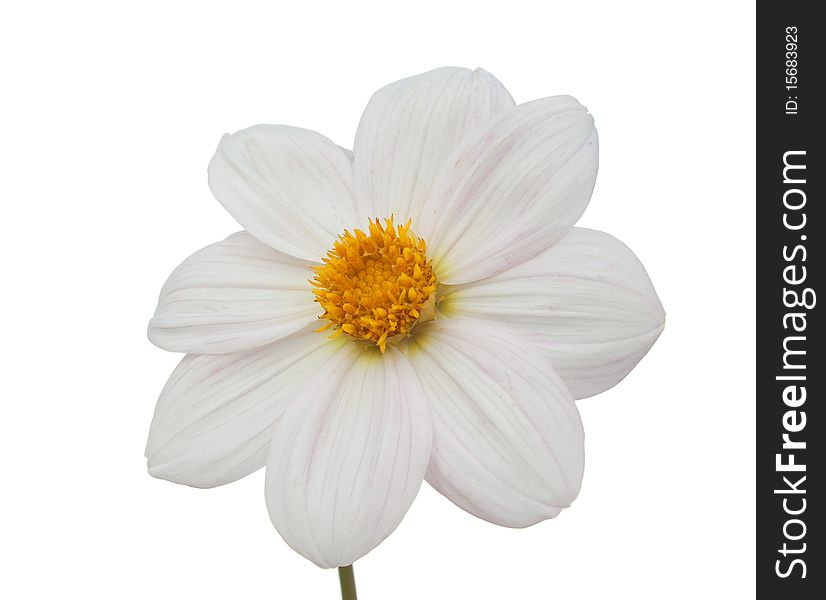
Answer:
[
  {"left": 312, "top": 217, "right": 437, "bottom": 351},
  {"left": 146, "top": 67, "right": 664, "bottom": 568}
]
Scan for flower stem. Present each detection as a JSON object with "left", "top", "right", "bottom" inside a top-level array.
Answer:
[{"left": 338, "top": 564, "right": 357, "bottom": 600}]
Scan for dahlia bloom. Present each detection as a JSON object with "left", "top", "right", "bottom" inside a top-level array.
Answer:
[{"left": 146, "top": 67, "right": 664, "bottom": 569}]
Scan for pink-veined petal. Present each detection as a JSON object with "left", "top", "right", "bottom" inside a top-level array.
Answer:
[
  {"left": 148, "top": 232, "right": 319, "bottom": 354},
  {"left": 405, "top": 319, "right": 584, "bottom": 527},
  {"left": 440, "top": 228, "right": 665, "bottom": 398},
  {"left": 208, "top": 125, "right": 358, "bottom": 261},
  {"left": 353, "top": 66, "right": 514, "bottom": 224},
  {"left": 265, "top": 346, "right": 432, "bottom": 568},
  {"left": 426, "top": 96, "right": 598, "bottom": 285},
  {"left": 146, "top": 329, "right": 345, "bottom": 488}
]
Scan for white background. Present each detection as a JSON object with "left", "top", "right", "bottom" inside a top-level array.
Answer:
[{"left": 1, "top": 1, "right": 755, "bottom": 598}]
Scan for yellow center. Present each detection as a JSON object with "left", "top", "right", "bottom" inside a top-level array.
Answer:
[{"left": 311, "top": 217, "right": 437, "bottom": 352}]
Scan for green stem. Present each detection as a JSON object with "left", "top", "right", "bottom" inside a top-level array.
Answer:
[{"left": 338, "top": 564, "right": 357, "bottom": 600}]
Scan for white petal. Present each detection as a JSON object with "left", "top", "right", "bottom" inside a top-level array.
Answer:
[
  {"left": 405, "top": 319, "right": 584, "bottom": 527},
  {"left": 265, "top": 346, "right": 431, "bottom": 568},
  {"left": 425, "top": 96, "right": 599, "bottom": 284},
  {"left": 208, "top": 125, "right": 358, "bottom": 261},
  {"left": 148, "top": 232, "right": 319, "bottom": 354},
  {"left": 441, "top": 228, "right": 665, "bottom": 399},
  {"left": 338, "top": 146, "right": 354, "bottom": 162},
  {"left": 353, "top": 67, "right": 514, "bottom": 223},
  {"left": 146, "top": 329, "right": 345, "bottom": 488}
]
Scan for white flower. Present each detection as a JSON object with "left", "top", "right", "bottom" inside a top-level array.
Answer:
[{"left": 146, "top": 67, "right": 664, "bottom": 568}]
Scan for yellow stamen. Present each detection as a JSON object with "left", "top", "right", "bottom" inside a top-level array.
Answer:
[{"left": 312, "top": 217, "right": 437, "bottom": 352}]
